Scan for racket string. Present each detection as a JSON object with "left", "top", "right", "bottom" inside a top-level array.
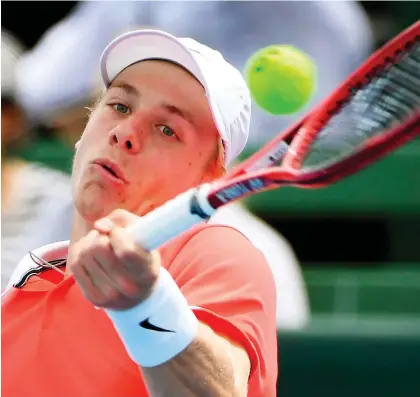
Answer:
[
  {"left": 356, "top": 44, "right": 420, "bottom": 123},
  {"left": 303, "top": 39, "right": 420, "bottom": 168}
]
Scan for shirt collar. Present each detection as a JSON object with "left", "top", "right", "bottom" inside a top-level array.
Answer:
[{"left": 6, "top": 240, "right": 70, "bottom": 290}]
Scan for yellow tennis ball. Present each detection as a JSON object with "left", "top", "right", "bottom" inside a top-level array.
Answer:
[{"left": 244, "top": 45, "right": 317, "bottom": 115}]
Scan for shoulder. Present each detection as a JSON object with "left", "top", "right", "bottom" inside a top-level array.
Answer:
[
  {"left": 161, "top": 223, "right": 276, "bottom": 296},
  {"left": 187, "top": 223, "right": 265, "bottom": 260},
  {"left": 162, "top": 222, "right": 267, "bottom": 267}
]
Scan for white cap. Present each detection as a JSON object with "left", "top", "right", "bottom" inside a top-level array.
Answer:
[{"left": 100, "top": 29, "right": 251, "bottom": 165}]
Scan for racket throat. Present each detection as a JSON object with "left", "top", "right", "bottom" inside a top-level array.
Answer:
[
  {"left": 189, "top": 183, "right": 217, "bottom": 219},
  {"left": 190, "top": 193, "right": 213, "bottom": 219}
]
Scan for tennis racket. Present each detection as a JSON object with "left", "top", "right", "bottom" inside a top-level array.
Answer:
[{"left": 128, "top": 21, "right": 420, "bottom": 251}]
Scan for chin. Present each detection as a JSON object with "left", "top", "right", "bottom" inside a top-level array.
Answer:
[
  {"left": 74, "top": 185, "right": 120, "bottom": 223},
  {"left": 75, "top": 197, "right": 108, "bottom": 223}
]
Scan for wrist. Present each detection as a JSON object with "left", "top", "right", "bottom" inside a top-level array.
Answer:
[{"left": 104, "top": 267, "right": 198, "bottom": 367}]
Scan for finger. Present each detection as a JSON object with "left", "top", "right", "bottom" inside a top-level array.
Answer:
[
  {"left": 72, "top": 255, "right": 109, "bottom": 306},
  {"left": 93, "top": 234, "right": 140, "bottom": 298},
  {"left": 94, "top": 217, "right": 115, "bottom": 234},
  {"left": 109, "top": 227, "right": 158, "bottom": 285},
  {"left": 82, "top": 256, "right": 122, "bottom": 306},
  {"left": 94, "top": 209, "right": 138, "bottom": 233},
  {"left": 81, "top": 257, "right": 141, "bottom": 310},
  {"left": 76, "top": 231, "right": 123, "bottom": 306}
]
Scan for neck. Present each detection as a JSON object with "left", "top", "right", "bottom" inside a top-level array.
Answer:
[
  {"left": 67, "top": 211, "right": 93, "bottom": 275},
  {"left": 70, "top": 210, "right": 93, "bottom": 245}
]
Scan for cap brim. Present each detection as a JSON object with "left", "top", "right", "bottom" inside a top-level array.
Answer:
[
  {"left": 100, "top": 30, "right": 230, "bottom": 162},
  {"left": 100, "top": 30, "right": 207, "bottom": 87}
]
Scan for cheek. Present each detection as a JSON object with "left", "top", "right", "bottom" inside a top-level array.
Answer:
[
  {"left": 74, "top": 116, "right": 106, "bottom": 156},
  {"left": 71, "top": 149, "right": 85, "bottom": 194},
  {"left": 79, "top": 110, "right": 111, "bottom": 145},
  {"left": 152, "top": 153, "right": 205, "bottom": 191},
  {"left": 72, "top": 134, "right": 88, "bottom": 169},
  {"left": 71, "top": 124, "right": 98, "bottom": 182}
]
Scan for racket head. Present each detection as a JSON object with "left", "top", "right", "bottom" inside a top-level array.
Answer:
[
  {"left": 225, "top": 115, "right": 306, "bottom": 179},
  {"left": 207, "top": 22, "right": 420, "bottom": 209},
  {"left": 282, "top": 20, "right": 420, "bottom": 175},
  {"left": 295, "top": 114, "right": 420, "bottom": 186}
]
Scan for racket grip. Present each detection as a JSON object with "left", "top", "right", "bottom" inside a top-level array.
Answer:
[{"left": 127, "top": 183, "right": 215, "bottom": 251}]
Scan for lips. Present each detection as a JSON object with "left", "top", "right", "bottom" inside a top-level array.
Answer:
[{"left": 93, "top": 159, "right": 128, "bottom": 184}]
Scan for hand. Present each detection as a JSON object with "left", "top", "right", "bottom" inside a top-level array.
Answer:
[{"left": 68, "top": 209, "right": 161, "bottom": 310}]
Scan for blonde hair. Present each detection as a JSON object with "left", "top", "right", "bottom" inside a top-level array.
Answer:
[
  {"left": 85, "top": 92, "right": 104, "bottom": 119},
  {"left": 207, "top": 138, "right": 227, "bottom": 179}
]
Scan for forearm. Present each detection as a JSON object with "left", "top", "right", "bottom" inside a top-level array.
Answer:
[
  {"left": 141, "top": 322, "right": 247, "bottom": 397},
  {"left": 103, "top": 266, "right": 250, "bottom": 396}
]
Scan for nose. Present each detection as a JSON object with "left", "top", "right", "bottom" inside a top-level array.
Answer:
[{"left": 108, "top": 123, "right": 141, "bottom": 154}]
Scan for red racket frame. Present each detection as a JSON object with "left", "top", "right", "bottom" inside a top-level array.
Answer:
[{"left": 207, "top": 21, "right": 420, "bottom": 209}]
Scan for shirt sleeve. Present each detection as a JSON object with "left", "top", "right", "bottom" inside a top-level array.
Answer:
[{"left": 167, "top": 225, "right": 278, "bottom": 395}]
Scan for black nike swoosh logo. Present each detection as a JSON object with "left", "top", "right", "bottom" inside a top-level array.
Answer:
[{"left": 139, "top": 318, "right": 175, "bottom": 333}]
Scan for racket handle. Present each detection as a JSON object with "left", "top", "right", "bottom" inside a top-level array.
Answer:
[{"left": 127, "top": 183, "right": 215, "bottom": 251}]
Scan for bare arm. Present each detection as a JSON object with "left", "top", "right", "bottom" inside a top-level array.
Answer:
[{"left": 141, "top": 322, "right": 251, "bottom": 397}]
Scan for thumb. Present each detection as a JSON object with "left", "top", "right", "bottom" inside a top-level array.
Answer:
[{"left": 94, "top": 209, "right": 139, "bottom": 234}]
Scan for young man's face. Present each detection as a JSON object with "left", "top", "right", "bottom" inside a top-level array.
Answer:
[{"left": 72, "top": 60, "right": 220, "bottom": 222}]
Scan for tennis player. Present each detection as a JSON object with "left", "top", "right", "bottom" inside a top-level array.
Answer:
[{"left": 2, "top": 30, "right": 277, "bottom": 397}]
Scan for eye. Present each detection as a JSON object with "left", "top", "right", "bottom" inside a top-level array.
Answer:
[
  {"left": 157, "top": 125, "right": 176, "bottom": 138},
  {"left": 112, "top": 103, "right": 130, "bottom": 114}
]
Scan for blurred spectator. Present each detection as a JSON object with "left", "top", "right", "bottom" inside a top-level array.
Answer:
[
  {"left": 15, "top": 1, "right": 374, "bottom": 147},
  {"left": 210, "top": 203, "right": 309, "bottom": 329},
  {"left": 1, "top": 29, "right": 73, "bottom": 289},
  {"left": 13, "top": 1, "right": 373, "bottom": 328}
]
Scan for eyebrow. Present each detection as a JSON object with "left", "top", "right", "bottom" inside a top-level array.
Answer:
[
  {"left": 160, "top": 103, "right": 196, "bottom": 127},
  {"left": 109, "top": 82, "right": 197, "bottom": 126},
  {"left": 108, "top": 82, "right": 140, "bottom": 98}
]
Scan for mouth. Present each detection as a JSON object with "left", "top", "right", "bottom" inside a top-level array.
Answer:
[{"left": 92, "top": 159, "right": 128, "bottom": 184}]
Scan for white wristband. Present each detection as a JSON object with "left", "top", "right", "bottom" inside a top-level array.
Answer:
[{"left": 104, "top": 267, "right": 198, "bottom": 367}]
